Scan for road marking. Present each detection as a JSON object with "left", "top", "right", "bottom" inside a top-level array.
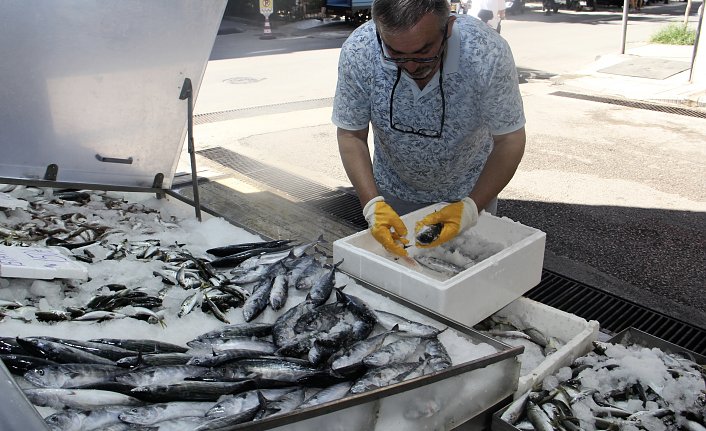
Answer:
[{"left": 249, "top": 48, "right": 286, "bottom": 54}]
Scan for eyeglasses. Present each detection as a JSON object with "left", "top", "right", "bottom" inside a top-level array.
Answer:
[
  {"left": 389, "top": 62, "right": 445, "bottom": 138},
  {"left": 376, "top": 21, "right": 450, "bottom": 64}
]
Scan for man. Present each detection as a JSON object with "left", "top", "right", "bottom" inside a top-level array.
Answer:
[
  {"left": 332, "top": 0, "right": 525, "bottom": 257},
  {"left": 469, "top": 0, "right": 506, "bottom": 32}
]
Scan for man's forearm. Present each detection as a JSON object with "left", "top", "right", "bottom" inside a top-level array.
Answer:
[
  {"left": 469, "top": 127, "right": 526, "bottom": 210},
  {"left": 337, "top": 127, "right": 379, "bottom": 207}
]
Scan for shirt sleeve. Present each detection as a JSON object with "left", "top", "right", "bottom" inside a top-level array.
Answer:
[
  {"left": 480, "top": 39, "right": 525, "bottom": 136},
  {"left": 331, "top": 37, "right": 372, "bottom": 131}
]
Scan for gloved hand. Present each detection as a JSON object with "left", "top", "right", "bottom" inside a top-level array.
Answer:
[
  {"left": 363, "top": 196, "right": 409, "bottom": 257},
  {"left": 415, "top": 197, "right": 478, "bottom": 248}
]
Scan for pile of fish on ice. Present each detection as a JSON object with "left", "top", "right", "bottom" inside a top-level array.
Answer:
[
  {"left": 500, "top": 340, "right": 706, "bottom": 431},
  {"left": 0, "top": 186, "right": 488, "bottom": 430}
]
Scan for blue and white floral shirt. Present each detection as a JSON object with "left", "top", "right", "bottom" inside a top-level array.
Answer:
[{"left": 332, "top": 15, "right": 525, "bottom": 203}]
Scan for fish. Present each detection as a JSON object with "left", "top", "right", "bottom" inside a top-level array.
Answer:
[
  {"left": 118, "top": 401, "right": 215, "bottom": 425},
  {"left": 258, "top": 387, "right": 306, "bottom": 418},
  {"left": 207, "top": 239, "right": 294, "bottom": 258},
  {"left": 373, "top": 309, "right": 443, "bottom": 338},
  {"left": 129, "top": 380, "right": 257, "bottom": 403},
  {"left": 191, "top": 323, "right": 273, "bottom": 343},
  {"left": 24, "top": 364, "right": 129, "bottom": 388},
  {"left": 363, "top": 337, "right": 423, "bottom": 368},
  {"left": 15, "top": 337, "right": 116, "bottom": 365},
  {"left": 178, "top": 290, "right": 204, "bottom": 318},
  {"left": 268, "top": 273, "right": 289, "bottom": 311},
  {"left": 203, "top": 357, "right": 336, "bottom": 386},
  {"left": 114, "top": 365, "right": 210, "bottom": 387},
  {"left": 242, "top": 277, "right": 275, "bottom": 322},
  {"left": 424, "top": 338, "right": 453, "bottom": 372},
  {"left": 209, "top": 245, "right": 293, "bottom": 269},
  {"left": 414, "top": 255, "right": 464, "bottom": 276},
  {"left": 0, "top": 354, "right": 59, "bottom": 375},
  {"left": 329, "top": 326, "right": 400, "bottom": 375},
  {"left": 116, "top": 352, "right": 194, "bottom": 368},
  {"left": 237, "top": 235, "right": 326, "bottom": 271},
  {"left": 44, "top": 406, "right": 131, "bottom": 431},
  {"left": 205, "top": 390, "right": 262, "bottom": 418},
  {"left": 186, "top": 337, "right": 277, "bottom": 355},
  {"left": 307, "top": 260, "right": 344, "bottom": 306},
  {"left": 299, "top": 381, "right": 353, "bottom": 409},
  {"left": 415, "top": 222, "right": 443, "bottom": 245},
  {"left": 187, "top": 348, "right": 276, "bottom": 367},
  {"left": 272, "top": 300, "right": 317, "bottom": 348},
  {"left": 350, "top": 362, "right": 419, "bottom": 394},
  {"left": 24, "top": 388, "right": 144, "bottom": 410},
  {"left": 88, "top": 338, "right": 188, "bottom": 354},
  {"left": 193, "top": 391, "right": 266, "bottom": 431}
]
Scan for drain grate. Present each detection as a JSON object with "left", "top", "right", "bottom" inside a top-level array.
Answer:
[
  {"left": 551, "top": 91, "right": 706, "bottom": 118},
  {"left": 198, "top": 147, "right": 367, "bottom": 230},
  {"left": 199, "top": 146, "right": 706, "bottom": 356},
  {"left": 526, "top": 270, "right": 706, "bottom": 356},
  {"left": 194, "top": 98, "right": 335, "bottom": 125}
]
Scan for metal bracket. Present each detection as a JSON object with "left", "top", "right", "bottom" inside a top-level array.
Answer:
[
  {"left": 152, "top": 173, "right": 165, "bottom": 199},
  {"left": 179, "top": 77, "right": 202, "bottom": 222},
  {"left": 43, "top": 164, "right": 58, "bottom": 181}
]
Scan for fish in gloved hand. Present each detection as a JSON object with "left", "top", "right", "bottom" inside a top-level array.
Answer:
[{"left": 414, "top": 197, "right": 478, "bottom": 248}]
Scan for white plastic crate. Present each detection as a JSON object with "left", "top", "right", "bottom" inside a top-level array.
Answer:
[
  {"left": 333, "top": 208, "right": 546, "bottom": 328},
  {"left": 490, "top": 297, "right": 600, "bottom": 398}
]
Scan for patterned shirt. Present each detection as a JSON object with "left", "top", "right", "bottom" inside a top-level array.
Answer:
[{"left": 332, "top": 15, "right": 525, "bottom": 203}]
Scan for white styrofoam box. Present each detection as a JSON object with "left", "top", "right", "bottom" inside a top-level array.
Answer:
[
  {"left": 0, "top": 245, "right": 88, "bottom": 280},
  {"left": 333, "top": 208, "right": 546, "bottom": 328},
  {"left": 491, "top": 297, "right": 600, "bottom": 398}
]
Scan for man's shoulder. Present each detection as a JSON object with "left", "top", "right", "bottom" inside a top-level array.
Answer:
[{"left": 344, "top": 20, "right": 376, "bottom": 48}]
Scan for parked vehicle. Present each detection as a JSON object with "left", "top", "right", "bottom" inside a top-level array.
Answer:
[
  {"left": 505, "top": 0, "right": 526, "bottom": 15},
  {"left": 325, "top": 0, "right": 372, "bottom": 25}
]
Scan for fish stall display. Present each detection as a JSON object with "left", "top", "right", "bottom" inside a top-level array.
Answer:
[
  {"left": 495, "top": 339, "right": 706, "bottom": 431},
  {"left": 0, "top": 186, "right": 521, "bottom": 430}
]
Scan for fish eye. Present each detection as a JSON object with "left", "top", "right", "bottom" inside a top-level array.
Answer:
[{"left": 38, "top": 370, "right": 44, "bottom": 376}]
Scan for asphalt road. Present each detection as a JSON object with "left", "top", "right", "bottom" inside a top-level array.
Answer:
[{"left": 190, "top": 2, "right": 706, "bottom": 329}]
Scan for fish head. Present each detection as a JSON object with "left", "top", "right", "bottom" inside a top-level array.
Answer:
[
  {"left": 44, "top": 410, "right": 85, "bottom": 431},
  {"left": 119, "top": 405, "right": 164, "bottom": 425},
  {"left": 24, "top": 367, "right": 67, "bottom": 388}
]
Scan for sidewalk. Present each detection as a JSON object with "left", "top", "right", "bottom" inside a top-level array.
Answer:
[{"left": 553, "top": 43, "right": 706, "bottom": 106}]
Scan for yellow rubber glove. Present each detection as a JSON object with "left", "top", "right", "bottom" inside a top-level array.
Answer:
[
  {"left": 415, "top": 197, "right": 478, "bottom": 248},
  {"left": 363, "top": 196, "right": 409, "bottom": 257}
]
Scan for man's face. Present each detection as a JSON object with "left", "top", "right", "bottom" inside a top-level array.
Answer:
[{"left": 379, "top": 13, "right": 454, "bottom": 81}]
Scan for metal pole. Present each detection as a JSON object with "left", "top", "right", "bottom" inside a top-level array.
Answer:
[
  {"left": 689, "top": 3, "right": 704, "bottom": 82},
  {"left": 620, "top": 0, "right": 630, "bottom": 54},
  {"left": 179, "top": 78, "right": 202, "bottom": 222}
]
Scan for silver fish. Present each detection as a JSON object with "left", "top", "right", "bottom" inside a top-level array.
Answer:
[
  {"left": 269, "top": 273, "right": 289, "bottom": 311},
  {"left": 178, "top": 289, "right": 204, "bottom": 318},
  {"left": 329, "top": 326, "right": 399, "bottom": 374},
  {"left": 299, "top": 381, "right": 353, "bottom": 409},
  {"left": 414, "top": 255, "right": 464, "bottom": 276},
  {"left": 350, "top": 362, "right": 418, "bottom": 394},
  {"left": 115, "top": 365, "right": 209, "bottom": 387},
  {"left": 307, "top": 260, "right": 344, "bottom": 306},
  {"left": 363, "top": 337, "right": 422, "bottom": 368},
  {"left": 119, "top": 401, "right": 215, "bottom": 425},
  {"left": 24, "top": 388, "right": 143, "bottom": 410},
  {"left": 205, "top": 390, "right": 261, "bottom": 418},
  {"left": 25, "top": 364, "right": 128, "bottom": 388},
  {"left": 373, "top": 309, "right": 443, "bottom": 338}
]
